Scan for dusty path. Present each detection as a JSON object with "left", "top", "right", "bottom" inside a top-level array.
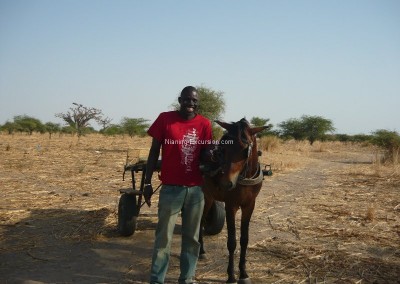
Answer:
[{"left": 1, "top": 149, "right": 399, "bottom": 283}]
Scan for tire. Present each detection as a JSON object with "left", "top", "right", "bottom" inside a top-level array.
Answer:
[
  {"left": 118, "top": 193, "right": 138, "bottom": 236},
  {"left": 204, "top": 201, "right": 225, "bottom": 235}
]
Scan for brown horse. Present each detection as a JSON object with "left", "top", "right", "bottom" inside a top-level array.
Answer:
[{"left": 200, "top": 118, "right": 268, "bottom": 284}]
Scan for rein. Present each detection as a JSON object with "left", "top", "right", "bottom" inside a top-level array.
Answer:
[{"left": 237, "top": 163, "right": 263, "bottom": 185}]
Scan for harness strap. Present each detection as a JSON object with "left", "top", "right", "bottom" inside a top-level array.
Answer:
[{"left": 237, "top": 163, "right": 263, "bottom": 186}]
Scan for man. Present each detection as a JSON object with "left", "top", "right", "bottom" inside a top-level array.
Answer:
[{"left": 144, "top": 86, "right": 212, "bottom": 284}]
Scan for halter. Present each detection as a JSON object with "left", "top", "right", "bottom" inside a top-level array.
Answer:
[
  {"left": 215, "top": 129, "right": 263, "bottom": 186},
  {"left": 236, "top": 139, "right": 264, "bottom": 186}
]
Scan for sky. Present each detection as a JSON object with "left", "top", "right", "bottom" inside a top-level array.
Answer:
[{"left": 0, "top": 0, "right": 399, "bottom": 135}]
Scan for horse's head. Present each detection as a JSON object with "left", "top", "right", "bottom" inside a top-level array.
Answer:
[{"left": 214, "top": 118, "right": 268, "bottom": 190}]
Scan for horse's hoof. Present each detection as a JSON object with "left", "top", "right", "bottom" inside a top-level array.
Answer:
[
  {"left": 198, "top": 253, "right": 207, "bottom": 260},
  {"left": 237, "top": 278, "right": 252, "bottom": 284}
]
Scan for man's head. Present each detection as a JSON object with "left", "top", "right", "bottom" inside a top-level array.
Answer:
[{"left": 178, "top": 86, "right": 199, "bottom": 119}]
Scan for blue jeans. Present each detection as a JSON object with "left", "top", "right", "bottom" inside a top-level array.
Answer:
[{"left": 150, "top": 185, "right": 204, "bottom": 284}]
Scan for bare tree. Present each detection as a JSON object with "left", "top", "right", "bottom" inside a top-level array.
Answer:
[
  {"left": 55, "top": 103, "right": 104, "bottom": 136},
  {"left": 96, "top": 116, "right": 112, "bottom": 132}
]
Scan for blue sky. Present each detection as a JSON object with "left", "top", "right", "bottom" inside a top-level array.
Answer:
[{"left": 1, "top": 0, "right": 399, "bottom": 134}]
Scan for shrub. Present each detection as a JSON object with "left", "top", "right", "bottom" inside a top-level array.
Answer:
[{"left": 371, "top": 130, "right": 400, "bottom": 163}]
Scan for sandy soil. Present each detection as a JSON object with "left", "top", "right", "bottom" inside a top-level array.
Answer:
[{"left": 0, "top": 134, "right": 399, "bottom": 283}]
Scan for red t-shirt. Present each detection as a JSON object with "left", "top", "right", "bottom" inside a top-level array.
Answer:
[{"left": 147, "top": 111, "right": 212, "bottom": 186}]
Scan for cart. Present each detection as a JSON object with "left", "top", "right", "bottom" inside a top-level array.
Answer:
[{"left": 117, "top": 160, "right": 226, "bottom": 236}]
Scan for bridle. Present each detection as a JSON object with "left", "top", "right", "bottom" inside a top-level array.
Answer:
[
  {"left": 236, "top": 136, "right": 263, "bottom": 186},
  {"left": 213, "top": 126, "right": 263, "bottom": 186}
]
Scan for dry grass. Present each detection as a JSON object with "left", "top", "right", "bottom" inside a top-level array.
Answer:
[
  {"left": 0, "top": 133, "right": 153, "bottom": 245},
  {"left": 1, "top": 133, "right": 399, "bottom": 283},
  {"left": 239, "top": 138, "right": 399, "bottom": 283}
]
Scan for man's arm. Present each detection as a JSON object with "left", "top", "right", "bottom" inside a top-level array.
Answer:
[{"left": 143, "top": 137, "right": 161, "bottom": 206}]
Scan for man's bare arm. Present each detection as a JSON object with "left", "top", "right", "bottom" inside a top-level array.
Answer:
[{"left": 143, "top": 138, "right": 161, "bottom": 206}]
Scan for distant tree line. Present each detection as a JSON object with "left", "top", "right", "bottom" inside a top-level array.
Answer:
[
  {"left": 0, "top": 114, "right": 149, "bottom": 138},
  {"left": 1, "top": 85, "right": 398, "bottom": 163}
]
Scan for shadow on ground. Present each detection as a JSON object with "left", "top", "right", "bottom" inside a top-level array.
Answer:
[{"left": 0, "top": 208, "right": 159, "bottom": 283}]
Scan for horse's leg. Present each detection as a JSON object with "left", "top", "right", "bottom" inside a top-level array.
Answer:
[
  {"left": 225, "top": 204, "right": 239, "bottom": 284},
  {"left": 238, "top": 201, "right": 256, "bottom": 282},
  {"left": 199, "top": 196, "right": 214, "bottom": 258}
]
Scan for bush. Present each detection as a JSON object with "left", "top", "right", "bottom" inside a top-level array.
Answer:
[
  {"left": 121, "top": 117, "right": 149, "bottom": 138},
  {"left": 13, "top": 115, "right": 44, "bottom": 135},
  {"left": 278, "top": 115, "right": 335, "bottom": 144},
  {"left": 102, "top": 125, "right": 124, "bottom": 136},
  {"left": 371, "top": 130, "right": 400, "bottom": 163}
]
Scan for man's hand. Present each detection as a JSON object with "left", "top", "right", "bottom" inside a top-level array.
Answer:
[
  {"left": 143, "top": 184, "right": 153, "bottom": 207},
  {"left": 201, "top": 145, "right": 218, "bottom": 163}
]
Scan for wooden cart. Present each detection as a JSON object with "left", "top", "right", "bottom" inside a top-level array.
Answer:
[{"left": 117, "top": 160, "right": 226, "bottom": 236}]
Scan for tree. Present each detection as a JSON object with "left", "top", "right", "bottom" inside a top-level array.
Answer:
[
  {"left": 1, "top": 121, "right": 18, "bottom": 134},
  {"left": 371, "top": 130, "right": 400, "bottom": 163},
  {"left": 121, "top": 117, "right": 150, "bottom": 138},
  {"left": 97, "top": 116, "right": 112, "bottom": 132},
  {"left": 195, "top": 85, "right": 225, "bottom": 122},
  {"left": 250, "top": 117, "right": 273, "bottom": 136},
  {"left": 13, "top": 115, "right": 44, "bottom": 135},
  {"left": 55, "top": 103, "right": 104, "bottom": 136},
  {"left": 171, "top": 85, "right": 226, "bottom": 138},
  {"left": 301, "top": 115, "right": 335, "bottom": 144},
  {"left": 278, "top": 115, "right": 335, "bottom": 144},
  {"left": 172, "top": 85, "right": 225, "bottom": 121},
  {"left": 102, "top": 124, "right": 123, "bottom": 136},
  {"left": 278, "top": 118, "right": 306, "bottom": 140},
  {"left": 61, "top": 125, "right": 77, "bottom": 135},
  {"left": 44, "top": 122, "right": 61, "bottom": 139}
]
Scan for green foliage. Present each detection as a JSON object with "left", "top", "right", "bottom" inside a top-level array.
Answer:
[
  {"left": 102, "top": 124, "right": 124, "bottom": 136},
  {"left": 250, "top": 117, "right": 273, "bottom": 137},
  {"left": 352, "top": 134, "right": 373, "bottom": 143},
  {"left": 278, "top": 118, "right": 306, "bottom": 140},
  {"left": 171, "top": 85, "right": 226, "bottom": 122},
  {"left": 1, "top": 121, "right": 18, "bottom": 134},
  {"left": 61, "top": 125, "right": 77, "bottom": 135},
  {"left": 45, "top": 122, "right": 61, "bottom": 138},
  {"left": 172, "top": 85, "right": 226, "bottom": 139},
  {"left": 212, "top": 125, "right": 224, "bottom": 140},
  {"left": 278, "top": 115, "right": 335, "bottom": 144},
  {"left": 80, "top": 126, "right": 97, "bottom": 135},
  {"left": 250, "top": 117, "right": 268, "bottom": 126},
  {"left": 196, "top": 85, "right": 225, "bottom": 122},
  {"left": 335, "top": 134, "right": 351, "bottom": 142},
  {"left": 371, "top": 130, "right": 400, "bottom": 163},
  {"left": 302, "top": 115, "right": 335, "bottom": 144},
  {"left": 13, "top": 115, "right": 45, "bottom": 135},
  {"left": 335, "top": 133, "right": 372, "bottom": 143},
  {"left": 170, "top": 85, "right": 226, "bottom": 139},
  {"left": 121, "top": 117, "right": 149, "bottom": 138}
]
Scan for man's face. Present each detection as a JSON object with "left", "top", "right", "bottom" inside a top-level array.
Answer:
[{"left": 179, "top": 91, "right": 199, "bottom": 116}]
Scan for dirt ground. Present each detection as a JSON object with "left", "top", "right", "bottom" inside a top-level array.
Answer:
[{"left": 0, "top": 133, "right": 399, "bottom": 284}]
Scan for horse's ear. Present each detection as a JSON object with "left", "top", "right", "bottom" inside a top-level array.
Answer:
[
  {"left": 249, "top": 125, "right": 270, "bottom": 136},
  {"left": 215, "top": 120, "right": 232, "bottom": 131}
]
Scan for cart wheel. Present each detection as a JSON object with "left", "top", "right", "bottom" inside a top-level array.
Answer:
[
  {"left": 118, "top": 193, "right": 138, "bottom": 236},
  {"left": 204, "top": 201, "right": 225, "bottom": 235}
]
